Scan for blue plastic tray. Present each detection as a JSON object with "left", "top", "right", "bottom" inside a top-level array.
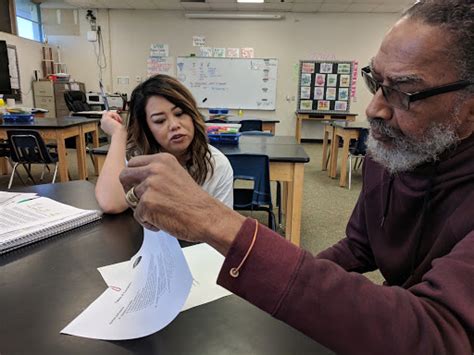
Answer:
[
  {"left": 208, "top": 133, "right": 240, "bottom": 145},
  {"left": 2, "top": 113, "right": 34, "bottom": 122},
  {"left": 208, "top": 108, "right": 229, "bottom": 115}
]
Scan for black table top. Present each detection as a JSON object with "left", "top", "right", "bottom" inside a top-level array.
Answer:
[
  {"left": 91, "top": 136, "right": 310, "bottom": 164},
  {"left": 0, "top": 116, "right": 100, "bottom": 129},
  {"left": 1, "top": 181, "right": 332, "bottom": 354}
]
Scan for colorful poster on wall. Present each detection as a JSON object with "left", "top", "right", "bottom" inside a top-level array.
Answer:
[{"left": 296, "top": 60, "right": 354, "bottom": 114}]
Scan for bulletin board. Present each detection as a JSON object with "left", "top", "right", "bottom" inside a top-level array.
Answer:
[
  {"left": 297, "top": 60, "right": 353, "bottom": 114},
  {"left": 176, "top": 57, "right": 278, "bottom": 110}
]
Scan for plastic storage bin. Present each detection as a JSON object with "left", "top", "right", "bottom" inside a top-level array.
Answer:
[
  {"left": 1, "top": 113, "right": 35, "bottom": 122},
  {"left": 208, "top": 108, "right": 229, "bottom": 115},
  {"left": 208, "top": 133, "right": 241, "bottom": 145}
]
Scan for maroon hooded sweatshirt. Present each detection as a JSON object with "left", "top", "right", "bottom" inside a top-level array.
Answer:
[{"left": 218, "top": 134, "right": 474, "bottom": 354}]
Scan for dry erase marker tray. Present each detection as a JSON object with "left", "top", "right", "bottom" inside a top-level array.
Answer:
[
  {"left": 208, "top": 133, "right": 241, "bottom": 145},
  {"left": 1, "top": 113, "right": 34, "bottom": 122}
]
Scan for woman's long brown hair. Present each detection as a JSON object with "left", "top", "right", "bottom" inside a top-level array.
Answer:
[{"left": 126, "top": 74, "right": 213, "bottom": 185}]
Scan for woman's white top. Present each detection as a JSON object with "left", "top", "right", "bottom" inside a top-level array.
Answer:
[{"left": 202, "top": 145, "right": 234, "bottom": 208}]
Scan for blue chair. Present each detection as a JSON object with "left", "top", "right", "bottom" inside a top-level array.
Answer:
[
  {"left": 227, "top": 154, "right": 276, "bottom": 230},
  {"left": 239, "top": 120, "right": 263, "bottom": 132},
  {"left": 348, "top": 128, "right": 369, "bottom": 190},
  {"left": 7, "top": 130, "right": 59, "bottom": 189}
]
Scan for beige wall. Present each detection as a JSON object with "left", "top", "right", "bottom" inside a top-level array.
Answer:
[
  {"left": 0, "top": 31, "right": 44, "bottom": 107},
  {"left": 49, "top": 10, "right": 399, "bottom": 137}
]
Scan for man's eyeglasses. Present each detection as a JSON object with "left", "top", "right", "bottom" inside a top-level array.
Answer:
[{"left": 361, "top": 66, "right": 472, "bottom": 110}]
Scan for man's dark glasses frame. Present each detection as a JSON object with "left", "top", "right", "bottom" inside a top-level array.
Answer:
[{"left": 361, "top": 66, "right": 472, "bottom": 110}]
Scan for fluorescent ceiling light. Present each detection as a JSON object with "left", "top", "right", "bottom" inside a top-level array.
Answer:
[
  {"left": 237, "top": 0, "right": 264, "bottom": 3},
  {"left": 185, "top": 13, "right": 284, "bottom": 20}
]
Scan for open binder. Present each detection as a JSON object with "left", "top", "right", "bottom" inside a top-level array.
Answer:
[{"left": 0, "top": 196, "right": 102, "bottom": 254}]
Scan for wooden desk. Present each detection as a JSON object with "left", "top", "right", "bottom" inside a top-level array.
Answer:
[
  {"left": 92, "top": 136, "right": 310, "bottom": 246},
  {"left": 329, "top": 121, "right": 369, "bottom": 187},
  {"left": 1, "top": 181, "right": 332, "bottom": 355},
  {"left": 207, "top": 117, "right": 280, "bottom": 135},
  {"left": 295, "top": 112, "right": 357, "bottom": 143},
  {"left": 0, "top": 117, "right": 100, "bottom": 182}
]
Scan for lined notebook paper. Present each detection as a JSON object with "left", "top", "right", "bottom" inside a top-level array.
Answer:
[{"left": 0, "top": 196, "right": 102, "bottom": 254}]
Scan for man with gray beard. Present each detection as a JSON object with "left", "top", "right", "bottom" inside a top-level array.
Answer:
[{"left": 119, "top": 0, "right": 474, "bottom": 353}]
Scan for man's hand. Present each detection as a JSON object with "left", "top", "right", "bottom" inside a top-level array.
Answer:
[{"left": 119, "top": 153, "right": 245, "bottom": 255}]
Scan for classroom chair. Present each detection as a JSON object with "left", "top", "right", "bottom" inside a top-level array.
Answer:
[
  {"left": 239, "top": 120, "right": 263, "bottom": 132},
  {"left": 64, "top": 90, "right": 92, "bottom": 112},
  {"left": 227, "top": 154, "right": 276, "bottom": 230},
  {"left": 7, "top": 130, "right": 59, "bottom": 189},
  {"left": 348, "top": 128, "right": 369, "bottom": 190}
]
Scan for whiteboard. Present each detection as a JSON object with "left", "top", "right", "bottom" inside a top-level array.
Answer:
[{"left": 176, "top": 57, "right": 278, "bottom": 110}]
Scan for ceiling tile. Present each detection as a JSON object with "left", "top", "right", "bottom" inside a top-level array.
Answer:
[
  {"left": 293, "top": 0, "right": 324, "bottom": 3},
  {"left": 318, "top": 3, "right": 350, "bottom": 12},
  {"left": 209, "top": 3, "right": 239, "bottom": 10},
  {"left": 291, "top": 3, "right": 322, "bottom": 12},
  {"left": 181, "top": 2, "right": 211, "bottom": 10},
  {"left": 264, "top": 3, "right": 293, "bottom": 10},
  {"left": 152, "top": 0, "right": 182, "bottom": 10},
  {"left": 372, "top": 3, "right": 407, "bottom": 13},
  {"left": 237, "top": 3, "right": 264, "bottom": 10},
  {"left": 345, "top": 3, "right": 378, "bottom": 12},
  {"left": 320, "top": 0, "right": 352, "bottom": 4}
]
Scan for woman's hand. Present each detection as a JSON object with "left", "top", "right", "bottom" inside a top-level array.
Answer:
[
  {"left": 100, "top": 111, "right": 126, "bottom": 137},
  {"left": 119, "top": 153, "right": 245, "bottom": 254}
]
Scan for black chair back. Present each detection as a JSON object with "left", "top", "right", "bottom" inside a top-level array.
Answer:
[
  {"left": 7, "top": 130, "right": 58, "bottom": 165},
  {"left": 350, "top": 128, "right": 369, "bottom": 156},
  {"left": 239, "top": 120, "right": 263, "bottom": 132},
  {"left": 0, "top": 139, "right": 10, "bottom": 158},
  {"left": 64, "top": 91, "right": 91, "bottom": 112},
  {"left": 227, "top": 154, "right": 276, "bottom": 230},
  {"left": 207, "top": 118, "right": 227, "bottom": 123}
]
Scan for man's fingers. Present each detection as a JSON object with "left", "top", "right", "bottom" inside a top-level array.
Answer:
[
  {"left": 127, "top": 152, "right": 177, "bottom": 168},
  {"left": 119, "top": 165, "right": 152, "bottom": 193}
]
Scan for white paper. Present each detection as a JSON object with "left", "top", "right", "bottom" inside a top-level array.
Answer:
[
  {"left": 61, "top": 230, "right": 192, "bottom": 340},
  {"left": 181, "top": 244, "right": 231, "bottom": 311},
  {"left": 98, "top": 243, "right": 231, "bottom": 312},
  {"left": 0, "top": 191, "right": 37, "bottom": 207},
  {"left": 0, "top": 197, "right": 90, "bottom": 236}
]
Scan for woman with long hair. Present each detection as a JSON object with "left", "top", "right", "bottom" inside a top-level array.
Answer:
[{"left": 95, "top": 74, "right": 233, "bottom": 213}]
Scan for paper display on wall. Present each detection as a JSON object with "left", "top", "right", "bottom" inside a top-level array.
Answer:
[
  {"left": 198, "top": 47, "right": 213, "bottom": 57},
  {"left": 213, "top": 48, "right": 226, "bottom": 58},
  {"left": 147, "top": 56, "right": 175, "bottom": 76},
  {"left": 192, "top": 36, "right": 206, "bottom": 47},
  {"left": 240, "top": 48, "right": 254, "bottom": 58},
  {"left": 226, "top": 48, "right": 240, "bottom": 58},
  {"left": 150, "top": 43, "right": 169, "bottom": 57},
  {"left": 7, "top": 47, "right": 19, "bottom": 89}
]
